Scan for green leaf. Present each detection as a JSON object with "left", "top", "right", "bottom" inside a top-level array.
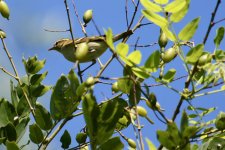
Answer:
[
  {"left": 180, "top": 110, "right": 188, "bottom": 134},
  {"left": 164, "top": 0, "right": 186, "bottom": 13},
  {"left": 146, "top": 138, "right": 157, "bottom": 150},
  {"left": 115, "top": 110, "right": 130, "bottom": 131},
  {"left": 2, "top": 123, "right": 17, "bottom": 141},
  {"left": 154, "top": 0, "right": 168, "bottom": 5},
  {"left": 145, "top": 50, "right": 160, "bottom": 72},
  {"left": 186, "top": 44, "right": 204, "bottom": 64},
  {"left": 105, "top": 28, "right": 115, "bottom": 50},
  {"left": 30, "top": 84, "right": 50, "bottom": 97},
  {"left": 127, "top": 50, "right": 142, "bottom": 65},
  {"left": 76, "top": 82, "right": 88, "bottom": 97},
  {"left": 116, "top": 43, "right": 129, "bottom": 57},
  {"left": 50, "top": 75, "right": 77, "bottom": 120},
  {"left": 16, "top": 95, "right": 30, "bottom": 118},
  {"left": 140, "top": 0, "right": 162, "bottom": 12},
  {"left": 162, "top": 69, "right": 176, "bottom": 83},
  {"left": 214, "top": 27, "right": 225, "bottom": 48},
  {"left": 117, "top": 78, "right": 133, "bottom": 94},
  {"left": 201, "top": 137, "right": 225, "bottom": 150},
  {"left": 191, "top": 144, "right": 199, "bottom": 150},
  {"left": 68, "top": 69, "right": 80, "bottom": 96},
  {"left": 30, "top": 71, "right": 48, "bottom": 85},
  {"left": 60, "top": 130, "right": 71, "bottom": 149},
  {"left": 0, "top": 98, "right": 17, "bottom": 128},
  {"left": 162, "top": 27, "right": 176, "bottom": 41},
  {"left": 6, "top": 141, "right": 20, "bottom": 150},
  {"left": 157, "top": 130, "right": 176, "bottom": 149},
  {"left": 29, "top": 124, "right": 44, "bottom": 144},
  {"left": 182, "top": 126, "right": 199, "bottom": 139},
  {"left": 10, "top": 81, "right": 19, "bottom": 108},
  {"left": 98, "top": 137, "right": 124, "bottom": 150},
  {"left": 82, "top": 91, "right": 99, "bottom": 149},
  {"left": 142, "top": 10, "right": 168, "bottom": 28},
  {"left": 199, "top": 107, "right": 216, "bottom": 118},
  {"left": 215, "top": 50, "right": 225, "bottom": 62},
  {"left": 167, "top": 122, "right": 181, "bottom": 145},
  {"left": 170, "top": 0, "right": 190, "bottom": 22},
  {"left": 35, "top": 103, "right": 53, "bottom": 130},
  {"left": 15, "top": 117, "right": 30, "bottom": 142},
  {"left": 96, "top": 98, "right": 126, "bottom": 145},
  {"left": 178, "top": 17, "right": 200, "bottom": 41},
  {"left": 131, "top": 66, "right": 150, "bottom": 79}
]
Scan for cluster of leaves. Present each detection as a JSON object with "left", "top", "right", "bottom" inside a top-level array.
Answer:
[{"left": 0, "top": 56, "right": 50, "bottom": 149}]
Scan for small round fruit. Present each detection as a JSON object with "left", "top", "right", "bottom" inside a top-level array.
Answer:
[
  {"left": 198, "top": 54, "right": 212, "bottom": 66},
  {"left": 215, "top": 112, "right": 225, "bottom": 130},
  {"left": 0, "top": 1, "right": 10, "bottom": 19},
  {"left": 76, "top": 132, "right": 87, "bottom": 144},
  {"left": 136, "top": 106, "right": 147, "bottom": 117},
  {"left": 161, "top": 47, "right": 177, "bottom": 63},
  {"left": 112, "top": 82, "right": 119, "bottom": 93},
  {"left": 158, "top": 32, "right": 168, "bottom": 48},
  {"left": 85, "top": 76, "right": 95, "bottom": 86},
  {"left": 128, "top": 139, "right": 136, "bottom": 148},
  {"left": 0, "top": 29, "right": 6, "bottom": 38},
  {"left": 83, "top": 9, "right": 93, "bottom": 25},
  {"left": 75, "top": 42, "right": 89, "bottom": 61}
]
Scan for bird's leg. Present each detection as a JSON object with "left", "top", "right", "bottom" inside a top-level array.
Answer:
[{"left": 79, "top": 60, "right": 96, "bottom": 75}]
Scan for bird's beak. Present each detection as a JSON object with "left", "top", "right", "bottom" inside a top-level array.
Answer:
[{"left": 48, "top": 47, "right": 55, "bottom": 51}]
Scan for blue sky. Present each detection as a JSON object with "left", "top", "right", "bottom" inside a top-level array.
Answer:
[{"left": 0, "top": 0, "right": 225, "bottom": 149}]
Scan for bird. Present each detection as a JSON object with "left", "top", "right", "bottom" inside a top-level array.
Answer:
[{"left": 49, "top": 30, "right": 133, "bottom": 63}]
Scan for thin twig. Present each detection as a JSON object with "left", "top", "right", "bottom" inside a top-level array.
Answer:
[
  {"left": 0, "top": 38, "right": 35, "bottom": 116},
  {"left": 146, "top": 75, "right": 188, "bottom": 87},
  {"left": 44, "top": 28, "right": 69, "bottom": 32},
  {"left": 130, "top": 42, "right": 157, "bottom": 48},
  {"left": 0, "top": 66, "right": 18, "bottom": 79},
  {"left": 64, "top": 0, "right": 83, "bottom": 82},
  {"left": 134, "top": 37, "right": 140, "bottom": 51},
  {"left": 38, "top": 121, "right": 59, "bottom": 150},
  {"left": 213, "top": 17, "right": 225, "bottom": 25},
  {"left": 71, "top": 0, "right": 87, "bottom": 37},
  {"left": 203, "top": 0, "right": 221, "bottom": 44},
  {"left": 125, "top": 0, "right": 129, "bottom": 28},
  {"left": 40, "top": 117, "right": 73, "bottom": 150},
  {"left": 133, "top": 82, "right": 144, "bottom": 150},
  {"left": 92, "top": 18, "right": 102, "bottom": 36},
  {"left": 127, "top": 0, "right": 140, "bottom": 31}
]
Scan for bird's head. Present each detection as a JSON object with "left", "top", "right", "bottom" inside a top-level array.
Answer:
[{"left": 49, "top": 39, "right": 70, "bottom": 51}]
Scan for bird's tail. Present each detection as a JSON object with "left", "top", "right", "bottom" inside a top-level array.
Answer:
[{"left": 112, "top": 30, "right": 133, "bottom": 42}]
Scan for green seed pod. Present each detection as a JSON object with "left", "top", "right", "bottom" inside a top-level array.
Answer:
[
  {"left": 0, "top": 29, "right": 6, "bottom": 38},
  {"left": 215, "top": 112, "right": 225, "bottom": 130},
  {"left": 75, "top": 42, "right": 89, "bottom": 61},
  {"left": 112, "top": 82, "right": 119, "bottom": 93},
  {"left": 0, "top": 0, "right": 10, "bottom": 20},
  {"left": 158, "top": 31, "right": 168, "bottom": 48},
  {"left": 83, "top": 9, "right": 93, "bottom": 26},
  {"left": 136, "top": 106, "right": 147, "bottom": 117},
  {"left": 76, "top": 132, "right": 87, "bottom": 144},
  {"left": 198, "top": 53, "right": 212, "bottom": 66},
  {"left": 85, "top": 76, "right": 95, "bottom": 87},
  {"left": 161, "top": 47, "right": 177, "bottom": 63},
  {"left": 128, "top": 138, "right": 136, "bottom": 148}
]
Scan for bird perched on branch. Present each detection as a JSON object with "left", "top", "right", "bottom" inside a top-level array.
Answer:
[{"left": 49, "top": 30, "right": 133, "bottom": 63}]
